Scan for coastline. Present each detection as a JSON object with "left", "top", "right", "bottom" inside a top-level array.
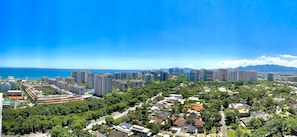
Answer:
[{"left": 0, "top": 68, "right": 143, "bottom": 80}]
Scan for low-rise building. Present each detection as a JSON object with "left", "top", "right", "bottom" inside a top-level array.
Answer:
[
  {"left": 174, "top": 118, "right": 186, "bottom": 127},
  {"left": 48, "top": 78, "right": 58, "bottom": 85},
  {"left": 7, "top": 90, "right": 24, "bottom": 100},
  {"left": 191, "top": 103, "right": 204, "bottom": 112},
  {"left": 131, "top": 125, "right": 152, "bottom": 137},
  {"left": 57, "top": 81, "right": 69, "bottom": 90},
  {"left": 119, "top": 82, "right": 128, "bottom": 91},
  {"left": 42, "top": 76, "right": 49, "bottom": 83},
  {"left": 113, "top": 123, "right": 152, "bottom": 137},
  {"left": 229, "top": 103, "right": 251, "bottom": 116},
  {"left": 65, "top": 77, "right": 75, "bottom": 83},
  {"left": 69, "top": 85, "right": 86, "bottom": 95}
]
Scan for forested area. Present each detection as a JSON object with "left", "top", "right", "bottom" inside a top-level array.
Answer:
[{"left": 2, "top": 80, "right": 177, "bottom": 136}]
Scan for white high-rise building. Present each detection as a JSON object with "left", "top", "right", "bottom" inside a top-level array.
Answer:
[
  {"left": 94, "top": 74, "right": 112, "bottom": 97},
  {"left": 218, "top": 69, "right": 228, "bottom": 81},
  {"left": 86, "top": 72, "right": 94, "bottom": 89},
  {"left": 71, "top": 70, "right": 82, "bottom": 85},
  {"left": 229, "top": 70, "right": 238, "bottom": 81},
  {"left": 238, "top": 70, "right": 257, "bottom": 81},
  {"left": 81, "top": 71, "right": 87, "bottom": 83}
]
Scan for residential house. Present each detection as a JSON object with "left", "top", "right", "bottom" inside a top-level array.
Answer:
[
  {"left": 195, "top": 119, "right": 204, "bottom": 133},
  {"left": 113, "top": 123, "right": 152, "bottom": 137},
  {"left": 229, "top": 103, "right": 250, "bottom": 117},
  {"left": 182, "top": 124, "right": 196, "bottom": 133},
  {"left": 174, "top": 118, "right": 186, "bottom": 127},
  {"left": 192, "top": 104, "right": 204, "bottom": 112}
]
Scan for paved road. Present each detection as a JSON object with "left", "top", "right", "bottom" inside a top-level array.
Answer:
[
  {"left": 218, "top": 110, "right": 228, "bottom": 137},
  {"left": 85, "top": 93, "right": 162, "bottom": 130}
]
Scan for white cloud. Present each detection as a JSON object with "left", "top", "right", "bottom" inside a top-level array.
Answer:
[
  {"left": 280, "top": 54, "right": 297, "bottom": 59},
  {"left": 217, "top": 54, "right": 297, "bottom": 68}
]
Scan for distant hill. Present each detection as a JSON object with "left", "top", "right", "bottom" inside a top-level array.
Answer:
[{"left": 237, "top": 64, "right": 297, "bottom": 73}]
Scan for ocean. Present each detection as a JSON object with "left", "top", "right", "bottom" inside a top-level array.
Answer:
[{"left": 0, "top": 68, "right": 142, "bottom": 80}]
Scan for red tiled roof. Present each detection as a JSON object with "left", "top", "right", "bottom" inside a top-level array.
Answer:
[
  {"left": 174, "top": 118, "right": 186, "bottom": 126},
  {"left": 195, "top": 119, "right": 204, "bottom": 127},
  {"left": 192, "top": 104, "right": 204, "bottom": 111}
]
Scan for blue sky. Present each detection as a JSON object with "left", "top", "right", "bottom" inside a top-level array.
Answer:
[{"left": 1, "top": 0, "right": 297, "bottom": 69}]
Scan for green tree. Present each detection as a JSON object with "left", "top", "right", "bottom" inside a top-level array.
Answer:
[
  {"left": 50, "top": 125, "right": 69, "bottom": 137},
  {"left": 224, "top": 109, "right": 237, "bottom": 125},
  {"left": 247, "top": 118, "right": 264, "bottom": 129},
  {"left": 105, "top": 116, "right": 115, "bottom": 126}
]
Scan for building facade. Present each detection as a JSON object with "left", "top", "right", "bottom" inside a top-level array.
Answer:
[
  {"left": 94, "top": 74, "right": 112, "bottom": 97},
  {"left": 186, "top": 72, "right": 199, "bottom": 82},
  {"left": 143, "top": 74, "right": 154, "bottom": 82},
  {"left": 86, "top": 72, "right": 94, "bottom": 89},
  {"left": 160, "top": 72, "right": 169, "bottom": 81},
  {"left": 268, "top": 73, "right": 274, "bottom": 81},
  {"left": 218, "top": 69, "right": 228, "bottom": 81}
]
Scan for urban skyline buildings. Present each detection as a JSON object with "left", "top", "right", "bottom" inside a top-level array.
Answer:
[
  {"left": 186, "top": 69, "right": 258, "bottom": 82},
  {"left": 268, "top": 73, "right": 274, "bottom": 81},
  {"left": 86, "top": 72, "right": 94, "bottom": 89},
  {"left": 160, "top": 72, "right": 169, "bottom": 82},
  {"left": 71, "top": 70, "right": 81, "bottom": 85},
  {"left": 94, "top": 73, "right": 112, "bottom": 97}
]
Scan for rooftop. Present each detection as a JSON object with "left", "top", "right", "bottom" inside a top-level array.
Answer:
[
  {"left": 195, "top": 119, "right": 204, "bottom": 127},
  {"left": 192, "top": 103, "right": 204, "bottom": 111},
  {"left": 174, "top": 118, "right": 186, "bottom": 127}
]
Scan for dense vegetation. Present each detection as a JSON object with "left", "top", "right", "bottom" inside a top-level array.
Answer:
[{"left": 2, "top": 80, "right": 177, "bottom": 136}]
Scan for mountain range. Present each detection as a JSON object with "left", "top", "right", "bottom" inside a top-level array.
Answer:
[{"left": 236, "top": 64, "right": 297, "bottom": 73}]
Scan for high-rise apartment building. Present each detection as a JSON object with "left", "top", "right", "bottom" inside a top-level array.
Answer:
[
  {"left": 238, "top": 70, "right": 257, "bottom": 81},
  {"left": 229, "top": 70, "right": 238, "bottom": 81},
  {"left": 268, "top": 73, "right": 274, "bottom": 81},
  {"left": 169, "top": 68, "right": 184, "bottom": 75},
  {"left": 71, "top": 70, "right": 81, "bottom": 85},
  {"left": 132, "top": 72, "right": 139, "bottom": 78},
  {"left": 121, "top": 72, "right": 127, "bottom": 79},
  {"left": 248, "top": 70, "right": 258, "bottom": 81},
  {"left": 218, "top": 69, "right": 228, "bottom": 81},
  {"left": 143, "top": 74, "right": 154, "bottom": 82},
  {"left": 199, "top": 70, "right": 213, "bottom": 81},
  {"left": 151, "top": 71, "right": 159, "bottom": 81},
  {"left": 113, "top": 72, "right": 121, "bottom": 79},
  {"left": 94, "top": 73, "right": 112, "bottom": 97},
  {"left": 86, "top": 72, "right": 94, "bottom": 89},
  {"left": 127, "top": 72, "right": 133, "bottom": 79},
  {"left": 160, "top": 72, "right": 169, "bottom": 81},
  {"left": 186, "top": 72, "right": 199, "bottom": 82},
  {"left": 81, "top": 71, "right": 87, "bottom": 83}
]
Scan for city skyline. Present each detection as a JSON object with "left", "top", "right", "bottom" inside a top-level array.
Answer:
[{"left": 1, "top": 0, "right": 297, "bottom": 69}]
